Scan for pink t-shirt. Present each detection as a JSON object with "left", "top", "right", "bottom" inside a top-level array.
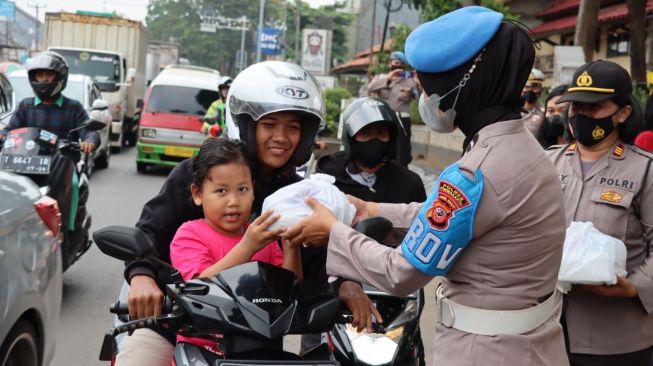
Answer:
[
  {"left": 170, "top": 219, "right": 284, "bottom": 280},
  {"left": 169, "top": 219, "right": 284, "bottom": 354}
]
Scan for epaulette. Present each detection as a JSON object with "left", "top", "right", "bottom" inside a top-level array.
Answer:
[
  {"left": 627, "top": 144, "right": 653, "bottom": 160},
  {"left": 564, "top": 143, "right": 576, "bottom": 155},
  {"left": 611, "top": 144, "right": 625, "bottom": 159}
]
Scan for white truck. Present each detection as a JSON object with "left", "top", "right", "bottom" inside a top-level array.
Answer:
[
  {"left": 146, "top": 41, "right": 180, "bottom": 86},
  {"left": 44, "top": 11, "right": 147, "bottom": 152}
]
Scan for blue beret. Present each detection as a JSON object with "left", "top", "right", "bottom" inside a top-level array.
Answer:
[
  {"left": 390, "top": 51, "right": 407, "bottom": 63},
  {"left": 405, "top": 6, "right": 503, "bottom": 73}
]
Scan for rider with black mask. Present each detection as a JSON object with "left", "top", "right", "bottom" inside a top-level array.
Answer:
[{"left": 316, "top": 97, "right": 426, "bottom": 203}]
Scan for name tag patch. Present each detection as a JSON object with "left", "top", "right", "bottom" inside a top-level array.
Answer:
[{"left": 401, "top": 163, "right": 484, "bottom": 276}]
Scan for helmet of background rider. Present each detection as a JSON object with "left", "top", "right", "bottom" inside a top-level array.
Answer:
[
  {"left": 218, "top": 76, "right": 233, "bottom": 100},
  {"left": 228, "top": 61, "right": 325, "bottom": 166},
  {"left": 341, "top": 97, "right": 403, "bottom": 162},
  {"left": 26, "top": 51, "right": 69, "bottom": 101}
]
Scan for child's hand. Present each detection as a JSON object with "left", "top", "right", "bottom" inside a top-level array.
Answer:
[{"left": 241, "top": 211, "right": 286, "bottom": 253}]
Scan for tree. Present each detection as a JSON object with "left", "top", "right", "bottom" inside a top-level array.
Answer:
[
  {"left": 627, "top": 0, "right": 646, "bottom": 84},
  {"left": 146, "top": 0, "right": 286, "bottom": 75},
  {"left": 574, "top": 0, "right": 600, "bottom": 63},
  {"left": 403, "top": 0, "right": 515, "bottom": 22}
]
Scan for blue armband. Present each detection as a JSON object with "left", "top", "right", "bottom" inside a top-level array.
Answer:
[{"left": 401, "top": 163, "right": 484, "bottom": 276}]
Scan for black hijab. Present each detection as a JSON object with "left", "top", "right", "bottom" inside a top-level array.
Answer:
[{"left": 417, "top": 22, "right": 535, "bottom": 149}]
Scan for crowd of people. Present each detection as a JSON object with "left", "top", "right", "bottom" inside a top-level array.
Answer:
[{"left": 7, "top": 5, "right": 652, "bottom": 366}]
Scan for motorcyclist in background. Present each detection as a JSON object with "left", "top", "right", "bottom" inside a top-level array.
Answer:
[
  {"left": 0, "top": 51, "right": 99, "bottom": 152},
  {"left": 202, "top": 76, "right": 232, "bottom": 136}
]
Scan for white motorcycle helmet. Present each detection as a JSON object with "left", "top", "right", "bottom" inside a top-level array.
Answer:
[{"left": 228, "top": 61, "right": 325, "bottom": 166}]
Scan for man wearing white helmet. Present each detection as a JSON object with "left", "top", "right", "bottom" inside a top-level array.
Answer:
[
  {"left": 117, "top": 61, "right": 377, "bottom": 365},
  {"left": 521, "top": 68, "right": 546, "bottom": 137}
]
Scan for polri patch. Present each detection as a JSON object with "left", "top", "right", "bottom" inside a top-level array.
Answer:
[
  {"left": 426, "top": 180, "right": 470, "bottom": 230},
  {"left": 600, "top": 190, "right": 623, "bottom": 203}
]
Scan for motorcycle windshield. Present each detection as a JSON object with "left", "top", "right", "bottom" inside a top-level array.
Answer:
[
  {"left": 1, "top": 127, "right": 57, "bottom": 174},
  {"left": 218, "top": 262, "right": 296, "bottom": 333}
]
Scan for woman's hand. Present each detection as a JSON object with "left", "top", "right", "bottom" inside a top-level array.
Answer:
[
  {"left": 241, "top": 211, "right": 286, "bottom": 252},
  {"left": 339, "top": 280, "right": 383, "bottom": 333},
  {"left": 579, "top": 276, "right": 638, "bottom": 298},
  {"left": 346, "top": 194, "right": 377, "bottom": 225},
  {"left": 284, "top": 197, "right": 337, "bottom": 247}
]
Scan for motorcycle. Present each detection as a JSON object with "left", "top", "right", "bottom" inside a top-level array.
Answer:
[
  {"left": 324, "top": 285, "right": 425, "bottom": 366},
  {"left": 94, "top": 218, "right": 396, "bottom": 365},
  {"left": 317, "top": 218, "right": 426, "bottom": 366},
  {"left": 0, "top": 119, "right": 105, "bottom": 271}
]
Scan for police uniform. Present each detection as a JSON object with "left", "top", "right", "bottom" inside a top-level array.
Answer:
[
  {"left": 546, "top": 142, "right": 653, "bottom": 356},
  {"left": 327, "top": 117, "right": 568, "bottom": 365},
  {"left": 546, "top": 60, "right": 653, "bottom": 363}
]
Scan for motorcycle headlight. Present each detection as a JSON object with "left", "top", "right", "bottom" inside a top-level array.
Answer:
[
  {"left": 345, "top": 324, "right": 404, "bottom": 365},
  {"left": 141, "top": 128, "right": 156, "bottom": 138}
]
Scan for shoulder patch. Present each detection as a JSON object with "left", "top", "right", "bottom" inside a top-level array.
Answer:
[
  {"left": 564, "top": 143, "right": 577, "bottom": 155},
  {"left": 401, "top": 163, "right": 484, "bottom": 276}
]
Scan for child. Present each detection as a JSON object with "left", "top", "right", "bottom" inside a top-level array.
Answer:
[{"left": 170, "top": 137, "right": 302, "bottom": 355}]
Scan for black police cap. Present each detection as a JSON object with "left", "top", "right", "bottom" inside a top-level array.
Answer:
[{"left": 557, "top": 60, "right": 632, "bottom": 104}]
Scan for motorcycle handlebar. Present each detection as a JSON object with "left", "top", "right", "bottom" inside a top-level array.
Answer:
[{"left": 109, "top": 297, "right": 175, "bottom": 317}]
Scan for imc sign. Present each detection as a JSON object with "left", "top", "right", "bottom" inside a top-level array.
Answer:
[
  {"left": 301, "top": 29, "right": 331, "bottom": 76},
  {"left": 259, "top": 27, "right": 282, "bottom": 56}
]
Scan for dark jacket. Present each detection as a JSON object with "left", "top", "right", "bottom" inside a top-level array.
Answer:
[
  {"left": 316, "top": 152, "right": 426, "bottom": 204},
  {"left": 124, "top": 158, "right": 326, "bottom": 285}
]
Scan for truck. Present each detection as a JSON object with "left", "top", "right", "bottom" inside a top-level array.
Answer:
[
  {"left": 44, "top": 11, "right": 147, "bottom": 152},
  {"left": 145, "top": 41, "right": 179, "bottom": 86}
]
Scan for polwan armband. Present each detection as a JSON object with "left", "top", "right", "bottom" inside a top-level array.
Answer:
[{"left": 401, "top": 163, "right": 483, "bottom": 276}]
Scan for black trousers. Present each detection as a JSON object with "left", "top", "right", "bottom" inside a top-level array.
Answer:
[
  {"left": 563, "top": 314, "right": 653, "bottom": 366},
  {"left": 396, "top": 116, "right": 412, "bottom": 167},
  {"left": 568, "top": 347, "right": 653, "bottom": 366}
]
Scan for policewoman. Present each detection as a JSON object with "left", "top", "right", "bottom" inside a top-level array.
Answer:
[
  {"left": 546, "top": 60, "right": 653, "bottom": 365},
  {"left": 284, "top": 7, "right": 568, "bottom": 365}
]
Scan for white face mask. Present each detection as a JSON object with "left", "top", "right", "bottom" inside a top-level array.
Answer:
[
  {"left": 418, "top": 92, "right": 457, "bottom": 133},
  {"left": 417, "top": 49, "right": 485, "bottom": 134}
]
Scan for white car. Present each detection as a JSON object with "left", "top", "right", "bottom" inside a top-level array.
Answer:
[{"left": 8, "top": 71, "right": 113, "bottom": 171}]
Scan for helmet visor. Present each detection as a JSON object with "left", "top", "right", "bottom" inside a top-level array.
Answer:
[{"left": 345, "top": 102, "right": 401, "bottom": 137}]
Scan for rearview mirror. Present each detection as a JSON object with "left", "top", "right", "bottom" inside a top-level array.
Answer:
[
  {"left": 84, "top": 119, "right": 107, "bottom": 131},
  {"left": 353, "top": 217, "right": 393, "bottom": 243},
  {"left": 92, "top": 99, "right": 109, "bottom": 111},
  {"left": 93, "top": 226, "right": 152, "bottom": 261}
]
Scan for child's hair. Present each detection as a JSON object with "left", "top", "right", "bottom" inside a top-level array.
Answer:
[{"left": 191, "top": 137, "right": 251, "bottom": 187}]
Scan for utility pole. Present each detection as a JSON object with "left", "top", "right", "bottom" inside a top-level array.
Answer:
[
  {"left": 379, "top": 0, "right": 403, "bottom": 57},
  {"left": 294, "top": 0, "right": 300, "bottom": 63},
  {"left": 28, "top": 2, "right": 46, "bottom": 51},
  {"left": 255, "top": 0, "right": 265, "bottom": 63},
  {"left": 368, "top": 0, "right": 377, "bottom": 70}
]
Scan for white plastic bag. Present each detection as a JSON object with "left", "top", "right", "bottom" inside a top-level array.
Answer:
[
  {"left": 557, "top": 221, "right": 627, "bottom": 286},
  {"left": 262, "top": 173, "right": 356, "bottom": 230}
]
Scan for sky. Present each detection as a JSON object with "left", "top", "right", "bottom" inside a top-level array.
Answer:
[{"left": 13, "top": 0, "right": 338, "bottom": 22}]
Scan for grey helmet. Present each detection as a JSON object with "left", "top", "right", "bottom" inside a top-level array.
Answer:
[
  {"left": 228, "top": 61, "right": 325, "bottom": 166},
  {"left": 341, "top": 97, "right": 404, "bottom": 161},
  {"left": 26, "top": 51, "right": 69, "bottom": 101}
]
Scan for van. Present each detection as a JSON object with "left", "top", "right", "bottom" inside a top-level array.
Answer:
[{"left": 136, "top": 65, "right": 221, "bottom": 172}]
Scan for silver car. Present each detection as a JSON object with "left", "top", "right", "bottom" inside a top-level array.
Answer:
[
  {"left": 8, "top": 71, "right": 113, "bottom": 172},
  {"left": 0, "top": 171, "right": 63, "bottom": 366}
]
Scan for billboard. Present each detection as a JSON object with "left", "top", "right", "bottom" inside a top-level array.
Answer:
[
  {"left": 0, "top": 0, "right": 15, "bottom": 21},
  {"left": 301, "top": 29, "right": 331, "bottom": 76},
  {"left": 258, "top": 27, "right": 282, "bottom": 56}
]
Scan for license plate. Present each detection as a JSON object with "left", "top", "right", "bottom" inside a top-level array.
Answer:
[
  {"left": 164, "top": 146, "right": 195, "bottom": 158},
  {"left": 1, "top": 154, "right": 51, "bottom": 174}
]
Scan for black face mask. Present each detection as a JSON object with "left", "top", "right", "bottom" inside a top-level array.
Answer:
[
  {"left": 521, "top": 90, "right": 539, "bottom": 105},
  {"left": 569, "top": 112, "right": 618, "bottom": 147},
  {"left": 350, "top": 139, "right": 389, "bottom": 167}
]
